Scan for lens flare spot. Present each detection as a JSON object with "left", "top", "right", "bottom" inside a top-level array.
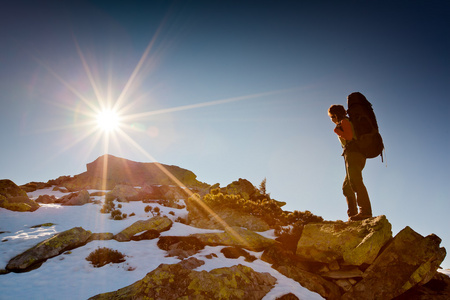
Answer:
[{"left": 96, "top": 110, "right": 120, "bottom": 132}]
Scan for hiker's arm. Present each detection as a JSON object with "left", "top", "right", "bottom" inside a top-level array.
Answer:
[{"left": 334, "top": 119, "right": 353, "bottom": 141}]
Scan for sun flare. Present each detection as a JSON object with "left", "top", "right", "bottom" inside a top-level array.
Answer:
[{"left": 96, "top": 110, "right": 120, "bottom": 132}]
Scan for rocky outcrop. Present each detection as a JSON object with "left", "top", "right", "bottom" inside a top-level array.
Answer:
[
  {"left": 0, "top": 179, "right": 40, "bottom": 212},
  {"left": 59, "top": 190, "right": 91, "bottom": 206},
  {"left": 0, "top": 179, "right": 28, "bottom": 198},
  {"left": 6, "top": 227, "right": 92, "bottom": 272},
  {"left": 191, "top": 226, "right": 277, "bottom": 251},
  {"left": 342, "top": 226, "right": 447, "bottom": 299},
  {"left": 88, "top": 259, "right": 277, "bottom": 300},
  {"left": 113, "top": 216, "right": 173, "bottom": 242},
  {"left": 296, "top": 215, "right": 392, "bottom": 265},
  {"left": 62, "top": 154, "right": 208, "bottom": 190}
]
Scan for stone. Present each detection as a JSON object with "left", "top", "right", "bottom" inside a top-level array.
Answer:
[
  {"left": 321, "top": 267, "right": 364, "bottom": 279},
  {"left": 87, "top": 232, "right": 114, "bottom": 242},
  {"left": 224, "top": 178, "right": 258, "bottom": 197},
  {"left": 394, "top": 271, "right": 450, "bottom": 299},
  {"left": 130, "top": 229, "right": 160, "bottom": 241},
  {"left": 35, "top": 194, "right": 58, "bottom": 204},
  {"left": 342, "top": 226, "right": 447, "bottom": 300},
  {"left": 59, "top": 190, "right": 90, "bottom": 206},
  {"left": 0, "top": 195, "right": 40, "bottom": 212},
  {"left": 221, "top": 247, "right": 258, "bottom": 262},
  {"left": 105, "top": 184, "right": 139, "bottom": 202},
  {"left": 261, "top": 244, "right": 341, "bottom": 299},
  {"left": 6, "top": 227, "right": 92, "bottom": 272},
  {"left": 276, "top": 293, "right": 300, "bottom": 300},
  {"left": 335, "top": 279, "right": 354, "bottom": 292},
  {"left": 276, "top": 265, "right": 342, "bottom": 300},
  {"left": 114, "top": 216, "right": 172, "bottom": 242},
  {"left": 88, "top": 261, "right": 277, "bottom": 300},
  {"left": 191, "top": 226, "right": 277, "bottom": 251},
  {"left": 0, "top": 179, "right": 28, "bottom": 198},
  {"left": 296, "top": 215, "right": 392, "bottom": 265}
]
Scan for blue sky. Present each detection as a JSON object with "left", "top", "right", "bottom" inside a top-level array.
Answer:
[{"left": 1, "top": 1, "right": 449, "bottom": 268}]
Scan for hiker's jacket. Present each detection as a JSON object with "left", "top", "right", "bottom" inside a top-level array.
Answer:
[{"left": 334, "top": 118, "right": 359, "bottom": 154}]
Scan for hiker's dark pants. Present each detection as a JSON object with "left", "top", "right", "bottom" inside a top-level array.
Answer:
[{"left": 343, "top": 151, "right": 372, "bottom": 217}]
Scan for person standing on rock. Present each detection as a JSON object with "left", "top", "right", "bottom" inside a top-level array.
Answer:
[{"left": 328, "top": 103, "right": 372, "bottom": 221}]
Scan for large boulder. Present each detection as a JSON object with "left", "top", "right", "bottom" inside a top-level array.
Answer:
[
  {"left": 105, "top": 184, "right": 139, "bottom": 202},
  {"left": 114, "top": 216, "right": 173, "bottom": 242},
  {"left": 0, "top": 195, "right": 40, "bottom": 212},
  {"left": 191, "top": 226, "right": 277, "bottom": 251},
  {"left": 89, "top": 259, "right": 277, "bottom": 300},
  {"left": 296, "top": 215, "right": 392, "bottom": 265},
  {"left": 0, "top": 179, "right": 40, "bottom": 212},
  {"left": 6, "top": 227, "right": 92, "bottom": 272},
  {"left": 0, "top": 179, "right": 28, "bottom": 198},
  {"left": 59, "top": 190, "right": 90, "bottom": 206},
  {"left": 342, "top": 226, "right": 447, "bottom": 300}
]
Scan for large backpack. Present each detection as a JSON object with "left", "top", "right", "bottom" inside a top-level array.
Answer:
[{"left": 347, "top": 92, "right": 384, "bottom": 160}]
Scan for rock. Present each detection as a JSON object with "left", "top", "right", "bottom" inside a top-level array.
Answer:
[
  {"left": 114, "top": 216, "right": 172, "bottom": 242},
  {"left": 63, "top": 154, "right": 208, "bottom": 190},
  {"left": 6, "top": 227, "right": 92, "bottom": 272},
  {"left": 105, "top": 184, "right": 139, "bottom": 202},
  {"left": 221, "top": 247, "right": 257, "bottom": 262},
  {"left": 0, "top": 179, "right": 28, "bottom": 198},
  {"left": 87, "top": 232, "right": 114, "bottom": 242},
  {"left": 0, "top": 195, "right": 40, "bottom": 212},
  {"left": 296, "top": 215, "right": 392, "bottom": 265},
  {"left": 35, "top": 194, "right": 58, "bottom": 204},
  {"left": 277, "top": 264, "right": 342, "bottom": 300},
  {"left": 0, "top": 180, "right": 39, "bottom": 212},
  {"left": 394, "top": 271, "right": 450, "bottom": 299},
  {"left": 191, "top": 226, "right": 277, "bottom": 251},
  {"left": 261, "top": 244, "right": 341, "bottom": 299},
  {"left": 186, "top": 198, "right": 270, "bottom": 231},
  {"left": 276, "top": 293, "right": 300, "bottom": 300},
  {"left": 224, "top": 178, "right": 258, "bottom": 197},
  {"left": 59, "top": 190, "right": 91, "bottom": 206},
  {"left": 88, "top": 261, "right": 277, "bottom": 300},
  {"left": 342, "top": 226, "right": 447, "bottom": 300},
  {"left": 157, "top": 236, "right": 204, "bottom": 259},
  {"left": 130, "top": 230, "right": 160, "bottom": 241}
]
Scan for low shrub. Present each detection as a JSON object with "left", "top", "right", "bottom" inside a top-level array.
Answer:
[{"left": 86, "top": 247, "right": 125, "bottom": 268}]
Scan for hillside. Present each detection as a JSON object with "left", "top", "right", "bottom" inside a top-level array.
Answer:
[{"left": 0, "top": 155, "right": 449, "bottom": 299}]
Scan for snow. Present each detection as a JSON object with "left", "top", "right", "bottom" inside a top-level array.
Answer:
[{"left": 0, "top": 188, "right": 323, "bottom": 300}]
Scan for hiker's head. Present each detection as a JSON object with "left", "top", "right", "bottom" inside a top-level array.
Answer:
[{"left": 328, "top": 105, "right": 346, "bottom": 123}]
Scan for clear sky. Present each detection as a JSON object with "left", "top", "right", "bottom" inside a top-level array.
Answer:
[{"left": 1, "top": 1, "right": 449, "bottom": 268}]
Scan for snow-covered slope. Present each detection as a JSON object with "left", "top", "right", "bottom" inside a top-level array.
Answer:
[{"left": 0, "top": 187, "right": 322, "bottom": 300}]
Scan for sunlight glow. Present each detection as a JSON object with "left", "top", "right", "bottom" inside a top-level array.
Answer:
[
  {"left": 96, "top": 110, "right": 120, "bottom": 132},
  {"left": 35, "top": 32, "right": 294, "bottom": 253}
]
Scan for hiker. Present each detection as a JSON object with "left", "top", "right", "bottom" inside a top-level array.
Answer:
[{"left": 328, "top": 103, "right": 372, "bottom": 221}]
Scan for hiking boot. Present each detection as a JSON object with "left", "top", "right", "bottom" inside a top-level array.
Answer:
[{"left": 349, "top": 213, "right": 372, "bottom": 221}]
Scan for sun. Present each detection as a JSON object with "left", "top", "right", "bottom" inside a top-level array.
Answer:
[{"left": 96, "top": 109, "right": 120, "bottom": 132}]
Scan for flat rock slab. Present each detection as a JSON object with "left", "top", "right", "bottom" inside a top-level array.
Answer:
[
  {"left": 114, "top": 216, "right": 173, "bottom": 242},
  {"left": 6, "top": 227, "right": 92, "bottom": 271}
]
